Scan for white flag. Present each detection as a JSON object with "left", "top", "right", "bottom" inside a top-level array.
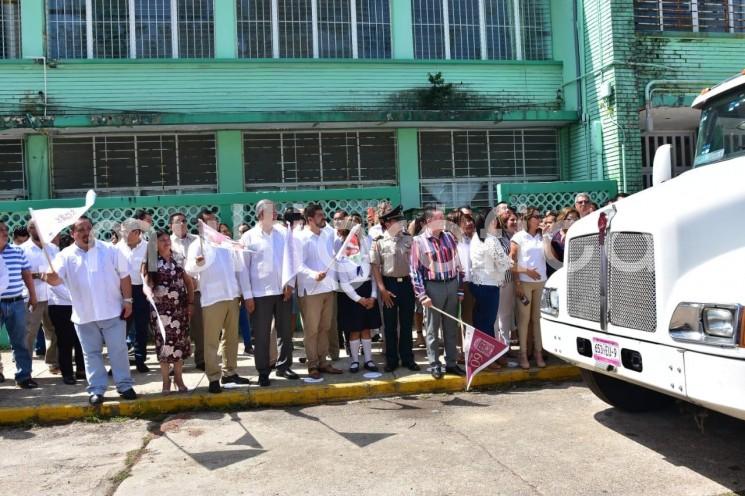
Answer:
[{"left": 29, "top": 190, "right": 96, "bottom": 245}]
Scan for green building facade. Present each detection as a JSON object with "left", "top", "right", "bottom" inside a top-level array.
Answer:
[{"left": 1, "top": 0, "right": 744, "bottom": 224}]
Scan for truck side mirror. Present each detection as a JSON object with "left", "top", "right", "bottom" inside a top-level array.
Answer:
[{"left": 652, "top": 144, "right": 672, "bottom": 186}]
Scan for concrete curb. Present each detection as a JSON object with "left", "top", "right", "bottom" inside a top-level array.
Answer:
[{"left": 0, "top": 364, "right": 580, "bottom": 426}]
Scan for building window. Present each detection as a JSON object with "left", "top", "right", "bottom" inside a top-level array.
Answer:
[
  {"left": 412, "top": 0, "right": 551, "bottom": 60},
  {"left": 635, "top": 0, "right": 745, "bottom": 33},
  {"left": 47, "top": 0, "right": 214, "bottom": 59},
  {"left": 419, "top": 129, "right": 559, "bottom": 208},
  {"left": 0, "top": 0, "right": 21, "bottom": 59},
  {"left": 237, "top": 0, "right": 391, "bottom": 59},
  {"left": 243, "top": 130, "right": 397, "bottom": 190},
  {"left": 51, "top": 134, "right": 217, "bottom": 197},
  {"left": 0, "top": 140, "right": 26, "bottom": 199}
]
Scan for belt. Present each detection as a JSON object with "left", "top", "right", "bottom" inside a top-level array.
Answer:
[
  {"left": 383, "top": 276, "right": 410, "bottom": 283},
  {"left": 0, "top": 295, "right": 24, "bottom": 303},
  {"left": 425, "top": 277, "right": 457, "bottom": 284}
]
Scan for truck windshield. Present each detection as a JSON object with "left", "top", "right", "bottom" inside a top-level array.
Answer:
[{"left": 694, "top": 89, "right": 745, "bottom": 167}]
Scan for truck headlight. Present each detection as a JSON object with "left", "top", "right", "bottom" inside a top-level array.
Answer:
[
  {"left": 541, "top": 287, "right": 559, "bottom": 317},
  {"left": 670, "top": 303, "right": 743, "bottom": 347}
]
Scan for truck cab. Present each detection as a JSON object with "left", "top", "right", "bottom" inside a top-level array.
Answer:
[{"left": 540, "top": 72, "right": 745, "bottom": 420}]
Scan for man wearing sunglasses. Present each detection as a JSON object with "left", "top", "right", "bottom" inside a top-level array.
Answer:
[{"left": 574, "top": 193, "right": 592, "bottom": 218}]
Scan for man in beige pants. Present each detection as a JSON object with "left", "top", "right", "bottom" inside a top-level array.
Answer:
[
  {"left": 22, "top": 222, "right": 59, "bottom": 374},
  {"left": 297, "top": 204, "right": 343, "bottom": 380},
  {"left": 186, "top": 209, "right": 252, "bottom": 394}
]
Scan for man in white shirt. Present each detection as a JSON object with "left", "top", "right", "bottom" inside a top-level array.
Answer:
[
  {"left": 242, "top": 200, "right": 298, "bottom": 387},
  {"left": 186, "top": 209, "right": 252, "bottom": 394},
  {"left": 297, "top": 204, "right": 343, "bottom": 379},
  {"left": 45, "top": 216, "right": 137, "bottom": 405},
  {"left": 117, "top": 219, "right": 150, "bottom": 373},
  {"left": 169, "top": 212, "right": 204, "bottom": 370},
  {"left": 22, "top": 221, "right": 60, "bottom": 374}
]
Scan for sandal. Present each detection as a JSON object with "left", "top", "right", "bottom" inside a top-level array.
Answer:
[
  {"left": 349, "top": 362, "right": 360, "bottom": 373},
  {"left": 364, "top": 361, "right": 378, "bottom": 372},
  {"left": 308, "top": 368, "right": 321, "bottom": 380}
]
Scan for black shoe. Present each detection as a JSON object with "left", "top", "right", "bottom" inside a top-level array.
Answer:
[
  {"left": 384, "top": 363, "right": 397, "bottom": 372},
  {"left": 169, "top": 369, "right": 174, "bottom": 377},
  {"left": 445, "top": 365, "right": 466, "bottom": 377},
  {"left": 63, "top": 376, "right": 77, "bottom": 385},
  {"left": 221, "top": 374, "right": 250, "bottom": 385},
  {"left": 298, "top": 357, "right": 307, "bottom": 364},
  {"left": 208, "top": 380, "right": 222, "bottom": 394},
  {"left": 195, "top": 363, "right": 206, "bottom": 371},
  {"left": 119, "top": 388, "right": 138, "bottom": 400},
  {"left": 89, "top": 394, "right": 105, "bottom": 405},
  {"left": 405, "top": 362, "right": 422, "bottom": 371},
  {"left": 364, "top": 361, "right": 379, "bottom": 372},
  {"left": 258, "top": 373, "right": 270, "bottom": 387},
  {"left": 136, "top": 362, "right": 150, "bottom": 373},
  {"left": 243, "top": 346, "right": 254, "bottom": 355},
  {"left": 35, "top": 351, "right": 45, "bottom": 358},
  {"left": 349, "top": 362, "right": 360, "bottom": 373},
  {"left": 16, "top": 378, "right": 38, "bottom": 389},
  {"left": 371, "top": 334, "right": 382, "bottom": 343},
  {"left": 75, "top": 370, "right": 86, "bottom": 380},
  {"left": 276, "top": 369, "right": 300, "bottom": 380},
  {"left": 0, "top": 372, "right": 4, "bottom": 383},
  {"left": 431, "top": 364, "right": 443, "bottom": 380},
  {"left": 107, "top": 368, "right": 113, "bottom": 376}
]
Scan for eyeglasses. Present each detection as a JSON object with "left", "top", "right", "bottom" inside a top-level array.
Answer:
[{"left": 576, "top": 200, "right": 589, "bottom": 205}]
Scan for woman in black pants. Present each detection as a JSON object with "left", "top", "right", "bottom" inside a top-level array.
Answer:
[{"left": 49, "top": 234, "right": 85, "bottom": 385}]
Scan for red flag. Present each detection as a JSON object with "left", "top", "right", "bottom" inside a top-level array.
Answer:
[{"left": 464, "top": 324, "right": 509, "bottom": 390}]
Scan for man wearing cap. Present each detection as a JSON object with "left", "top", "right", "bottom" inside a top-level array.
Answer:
[
  {"left": 371, "top": 205, "right": 420, "bottom": 373},
  {"left": 117, "top": 218, "right": 150, "bottom": 373}
]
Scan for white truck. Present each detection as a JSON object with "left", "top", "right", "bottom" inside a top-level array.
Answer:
[{"left": 541, "top": 72, "right": 745, "bottom": 421}]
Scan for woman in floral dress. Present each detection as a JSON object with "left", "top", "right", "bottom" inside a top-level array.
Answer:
[{"left": 142, "top": 230, "right": 195, "bottom": 393}]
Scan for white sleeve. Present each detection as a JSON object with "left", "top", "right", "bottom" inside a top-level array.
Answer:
[{"left": 115, "top": 246, "right": 130, "bottom": 279}]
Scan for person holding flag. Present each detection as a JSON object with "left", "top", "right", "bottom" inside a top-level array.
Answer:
[
  {"left": 44, "top": 216, "right": 137, "bottom": 405},
  {"left": 240, "top": 199, "right": 298, "bottom": 387}
]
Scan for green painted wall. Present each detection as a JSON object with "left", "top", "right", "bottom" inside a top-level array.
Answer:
[
  {"left": 20, "top": 0, "right": 44, "bottom": 58},
  {"left": 214, "top": 0, "right": 238, "bottom": 59},
  {"left": 391, "top": 0, "right": 414, "bottom": 59},
  {"left": 396, "top": 128, "right": 419, "bottom": 209},
  {"left": 216, "top": 130, "right": 244, "bottom": 194},
  {"left": 25, "top": 134, "right": 49, "bottom": 200}
]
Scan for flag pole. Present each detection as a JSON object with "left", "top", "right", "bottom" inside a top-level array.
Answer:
[{"left": 427, "top": 304, "right": 467, "bottom": 328}]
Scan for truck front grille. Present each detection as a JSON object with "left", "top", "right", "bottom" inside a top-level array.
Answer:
[
  {"left": 566, "top": 234, "right": 601, "bottom": 322},
  {"left": 608, "top": 232, "right": 657, "bottom": 333}
]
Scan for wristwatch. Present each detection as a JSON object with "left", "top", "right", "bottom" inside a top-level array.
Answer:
[{"left": 123, "top": 298, "right": 134, "bottom": 304}]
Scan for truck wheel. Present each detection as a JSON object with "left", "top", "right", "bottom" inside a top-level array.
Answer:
[{"left": 580, "top": 369, "right": 673, "bottom": 412}]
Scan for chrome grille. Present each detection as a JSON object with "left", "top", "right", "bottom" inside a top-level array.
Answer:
[
  {"left": 566, "top": 234, "right": 601, "bottom": 322},
  {"left": 608, "top": 232, "right": 657, "bottom": 333}
]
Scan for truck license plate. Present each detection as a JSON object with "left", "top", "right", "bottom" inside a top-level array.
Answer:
[{"left": 592, "top": 337, "right": 621, "bottom": 367}]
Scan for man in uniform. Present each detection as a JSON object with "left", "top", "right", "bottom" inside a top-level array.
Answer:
[{"left": 370, "top": 205, "right": 420, "bottom": 373}]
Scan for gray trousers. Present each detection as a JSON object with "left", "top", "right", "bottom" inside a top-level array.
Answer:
[
  {"left": 424, "top": 278, "right": 460, "bottom": 368},
  {"left": 250, "top": 294, "right": 293, "bottom": 375}
]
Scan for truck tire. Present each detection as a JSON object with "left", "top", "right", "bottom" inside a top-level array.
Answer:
[{"left": 580, "top": 369, "right": 674, "bottom": 412}]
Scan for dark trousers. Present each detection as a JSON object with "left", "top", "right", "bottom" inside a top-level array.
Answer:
[
  {"left": 239, "top": 303, "right": 252, "bottom": 348},
  {"left": 250, "top": 294, "right": 293, "bottom": 375},
  {"left": 470, "top": 283, "right": 500, "bottom": 338},
  {"left": 127, "top": 285, "right": 150, "bottom": 363},
  {"left": 382, "top": 276, "right": 415, "bottom": 367},
  {"left": 191, "top": 291, "right": 204, "bottom": 367},
  {"left": 49, "top": 304, "right": 84, "bottom": 378}
]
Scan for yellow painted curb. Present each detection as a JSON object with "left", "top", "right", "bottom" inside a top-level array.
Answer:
[{"left": 0, "top": 364, "right": 580, "bottom": 426}]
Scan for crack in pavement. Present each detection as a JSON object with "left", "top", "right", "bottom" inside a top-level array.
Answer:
[{"left": 107, "top": 422, "right": 161, "bottom": 496}]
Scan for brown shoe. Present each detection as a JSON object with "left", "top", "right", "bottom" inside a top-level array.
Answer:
[
  {"left": 308, "top": 368, "right": 321, "bottom": 380},
  {"left": 49, "top": 366, "right": 61, "bottom": 375},
  {"left": 415, "top": 334, "right": 426, "bottom": 348},
  {"left": 319, "top": 364, "right": 343, "bottom": 374}
]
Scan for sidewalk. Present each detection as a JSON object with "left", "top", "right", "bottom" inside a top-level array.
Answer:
[{"left": 0, "top": 339, "right": 580, "bottom": 425}]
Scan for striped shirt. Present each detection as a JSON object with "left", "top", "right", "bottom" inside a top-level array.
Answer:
[
  {"left": 410, "top": 230, "right": 464, "bottom": 301},
  {"left": 499, "top": 231, "right": 514, "bottom": 284},
  {"left": 0, "top": 244, "right": 31, "bottom": 298}
]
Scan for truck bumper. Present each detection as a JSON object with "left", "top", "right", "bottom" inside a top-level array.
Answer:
[{"left": 542, "top": 317, "right": 745, "bottom": 421}]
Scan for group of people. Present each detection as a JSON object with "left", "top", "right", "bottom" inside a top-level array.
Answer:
[{"left": 0, "top": 191, "right": 626, "bottom": 405}]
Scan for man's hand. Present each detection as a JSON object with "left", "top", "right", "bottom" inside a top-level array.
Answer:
[
  {"left": 526, "top": 268, "right": 541, "bottom": 280},
  {"left": 245, "top": 298, "right": 255, "bottom": 314},
  {"left": 283, "top": 285, "right": 293, "bottom": 302},
  {"left": 315, "top": 271, "right": 327, "bottom": 282},
  {"left": 195, "top": 255, "right": 206, "bottom": 267},
  {"left": 515, "top": 285, "right": 525, "bottom": 300},
  {"left": 380, "top": 288, "right": 396, "bottom": 309},
  {"left": 421, "top": 296, "right": 433, "bottom": 308},
  {"left": 122, "top": 302, "right": 133, "bottom": 320},
  {"left": 28, "top": 295, "right": 37, "bottom": 312},
  {"left": 186, "top": 304, "right": 194, "bottom": 322}
]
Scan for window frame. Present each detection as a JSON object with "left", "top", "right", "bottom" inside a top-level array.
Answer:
[
  {"left": 236, "top": 0, "right": 391, "bottom": 59},
  {"left": 635, "top": 0, "right": 745, "bottom": 33},
  {"left": 412, "top": 0, "right": 552, "bottom": 61},
  {"left": 243, "top": 129, "right": 398, "bottom": 190},
  {"left": 49, "top": 132, "right": 218, "bottom": 197},
  {"left": 45, "top": 0, "right": 216, "bottom": 60},
  {"left": 0, "top": 139, "right": 27, "bottom": 200},
  {"left": 0, "top": 0, "right": 22, "bottom": 60}
]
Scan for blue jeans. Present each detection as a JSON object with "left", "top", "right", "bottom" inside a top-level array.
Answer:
[
  {"left": 239, "top": 304, "right": 251, "bottom": 348},
  {"left": 0, "top": 299, "right": 32, "bottom": 381},
  {"left": 75, "top": 317, "right": 134, "bottom": 396},
  {"left": 470, "top": 283, "right": 500, "bottom": 338}
]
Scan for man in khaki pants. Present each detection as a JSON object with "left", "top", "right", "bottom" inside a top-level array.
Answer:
[
  {"left": 297, "top": 204, "right": 342, "bottom": 380},
  {"left": 22, "top": 222, "right": 59, "bottom": 374},
  {"left": 186, "top": 209, "right": 252, "bottom": 394}
]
